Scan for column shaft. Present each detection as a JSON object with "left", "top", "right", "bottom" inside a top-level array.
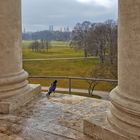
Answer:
[
  {"left": 0, "top": 0, "right": 29, "bottom": 99},
  {"left": 108, "top": 0, "right": 140, "bottom": 138}
]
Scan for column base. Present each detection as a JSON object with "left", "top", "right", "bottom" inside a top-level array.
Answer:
[
  {"left": 83, "top": 99, "right": 137, "bottom": 140},
  {"left": 0, "top": 84, "right": 41, "bottom": 114},
  {"left": 108, "top": 87, "right": 140, "bottom": 139}
]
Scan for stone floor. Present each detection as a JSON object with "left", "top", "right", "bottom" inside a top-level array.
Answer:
[{"left": 0, "top": 93, "right": 109, "bottom": 140}]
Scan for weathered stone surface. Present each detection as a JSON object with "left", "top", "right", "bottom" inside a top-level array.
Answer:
[
  {"left": 0, "top": 0, "right": 30, "bottom": 100},
  {"left": 108, "top": 0, "right": 140, "bottom": 138},
  {"left": 0, "top": 102, "right": 10, "bottom": 114},
  {"left": 0, "top": 133, "right": 24, "bottom": 140},
  {"left": 0, "top": 84, "right": 41, "bottom": 114},
  {"left": 84, "top": 102, "right": 134, "bottom": 140},
  {"left": 0, "top": 0, "right": 41, "bottom": 114},
  {"left": 0, "top": 93, "right": 102, "bottom": 140}
]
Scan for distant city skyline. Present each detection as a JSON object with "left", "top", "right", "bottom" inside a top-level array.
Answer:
[
  {"left": 23, "top": 25, "right": 71, "bottom": 33},
  {"left": 22, "top": 0, "right": 118, "bottom": 32}
]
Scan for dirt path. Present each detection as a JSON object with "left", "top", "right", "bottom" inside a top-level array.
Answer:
[
  {"left": 42, "top": 87, "right": 110, "bottom": 100},
  {"left": 23, "top": 56, "right": 97, "bottom": 61}
]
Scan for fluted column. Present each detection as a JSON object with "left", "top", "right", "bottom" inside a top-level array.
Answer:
[
  {"left": 108, "top": 0, "right": 140, "bottom": 138},
  {"left": 0, "top": 0, "right": 30, "bottom": 99}
]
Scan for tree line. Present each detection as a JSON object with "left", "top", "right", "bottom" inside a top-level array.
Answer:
[
  {"left": 70, "top": 20, "right": 118, "bottom": 94},
  {"left": 29, "top": 40, "right": 50, "bottom": 52},
  {"left": 22, "top": 30, "right": 71, "bottom": 41},
  {"left": 70, "top": 20, "right": 117, "bottom": 65}
]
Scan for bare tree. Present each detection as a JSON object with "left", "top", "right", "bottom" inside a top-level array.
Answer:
[
  {"left": 104, "top": 20, "right": 118, "bottom": 64},
  {"left": 84, "top": 64, "right": 108, "bottom": 95},
  {"left": 70, "top": 21, "right": 91, "bottom": 57},
  {"left": 87, "top": 23, "right": 109, "bottom": 63},
  {"left": 45, "top": 41, "right": 49, "bottom": 52},
  {"left": 85, "top": 20, "right": 118, "bottom": 64},
  {"left": 29, "top": 40, "right": 50, "bottom": 52},
  {"left": 29, "top": 40, "right": 40, "bottom": 52}
]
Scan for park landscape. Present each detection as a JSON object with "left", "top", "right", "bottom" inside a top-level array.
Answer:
[
  {"left": 0, "top": 1, "right": 140, "bottom": 140},
  {"left": 22, "top": 40, "right": 117, "bottom": 98}
]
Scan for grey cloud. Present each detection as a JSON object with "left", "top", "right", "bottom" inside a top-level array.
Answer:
[{"left": 22, "top": 0, "right": 118, "bottom": 31}]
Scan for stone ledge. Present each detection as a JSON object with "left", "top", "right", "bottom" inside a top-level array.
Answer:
[
  {"left": 0, "top": 84, "right": 41, "bottom": 114},
  {"left": 83, "top": 101, "right": 132, "bottom": 140},
  {"left": 0, "top": 133, "right": 23, "bottom": 140}
]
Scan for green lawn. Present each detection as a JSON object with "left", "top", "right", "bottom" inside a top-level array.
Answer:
[
  {"left": 23, "top": 59, "right": 115, "bottom": 91},
  {"left": 24, "top": 59, "right": 98, "bottom": 76},
  {"left": 22, "top": 41, "right": 84, "bottom": 59},
  {"left": 22, "top": 41, "right": 116, "bottom": 92}
]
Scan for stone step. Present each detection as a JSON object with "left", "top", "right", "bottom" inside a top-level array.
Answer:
[
  {"left": 0, "top": 84, "right": 41, "bottom": 114},
  {"left": 84, "top": 112, "right": 133, "bottom": 140}
]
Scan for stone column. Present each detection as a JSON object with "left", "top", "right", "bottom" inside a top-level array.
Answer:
[
  {"left": 108, "top": 0, "right": 140, "bottom": 138},
  {"left": 0, "top": 0, "right": 41, "bottom": 113}
]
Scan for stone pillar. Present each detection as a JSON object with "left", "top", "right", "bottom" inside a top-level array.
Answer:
[
  {"left": 108, "top": 0, "right": 140, "bottom": 138},
  {"left": 0, "top": 0, "right": 41, "bottom": 113}
]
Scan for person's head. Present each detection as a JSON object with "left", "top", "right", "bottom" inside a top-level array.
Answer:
[{"left": 53, "top": 80, "right": 57, "bottom": 83}]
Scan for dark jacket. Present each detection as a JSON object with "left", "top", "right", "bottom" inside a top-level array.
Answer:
[{"left": 49, "top": 80, "right": 57, "bottom": 92}]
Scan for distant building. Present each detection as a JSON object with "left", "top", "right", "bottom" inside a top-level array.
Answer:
[
  {"left": 49, "top": 25, "right": 53, "bottom": 31},
  {"left": 66, "top": 26, "right": 69, "bottom": 32},
  {"left": 60, "top": 27, "right": 62, "bottom": 32}
]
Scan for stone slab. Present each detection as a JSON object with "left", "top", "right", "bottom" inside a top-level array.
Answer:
[
  {"left": 0, "top": 84, "right": 41, "bottom": 114},
  {"left": 83, "top": 101, "right": 133, "bottom": 140},
  {"left": 0, "top": 93, "right": 100, "bottom": 140},
  {"left": 0, "top": 93, "right": 137, "bottom": 140},
  {"left": 0, "top": 133, "right": 23, "bottom": 140}
]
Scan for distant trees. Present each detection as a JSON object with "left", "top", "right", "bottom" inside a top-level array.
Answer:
[
  {"left": 70, "top": 21, "right": 91, "bottom": 57},
  {"left": 29, "top": 40, "right": 50, "bottom": 52},
  {"left": 22, "top": 30, "right": 71, "bottom": 41},
  {"left": 71, "top": 20, "right": 117, "bottom": 64},
  {"left": 70, "top": 20, "right": 118, "bottom": 94}
]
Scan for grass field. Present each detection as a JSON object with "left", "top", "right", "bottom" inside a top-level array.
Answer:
[
  {"left": 22, "top": 41, "right": 116, "bottom": 92},
  {"left": 22, "top": 41, "right": 84, "bottom": 59}
]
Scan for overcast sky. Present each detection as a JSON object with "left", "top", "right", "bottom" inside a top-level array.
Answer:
[{"left": 22, "top": 0, "right": 118, "bottom": 32}]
